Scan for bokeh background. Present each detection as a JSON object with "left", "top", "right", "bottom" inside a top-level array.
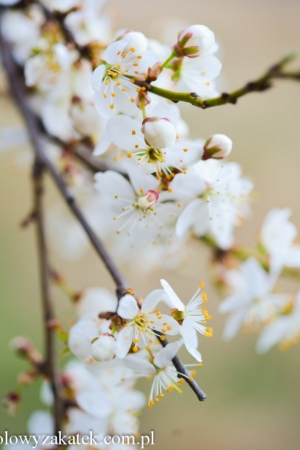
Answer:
[{"left": 1, "top": 0, "right": 300, "bottom": 448}]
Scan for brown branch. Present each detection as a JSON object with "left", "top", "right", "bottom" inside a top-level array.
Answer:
[{"left": 32, "top": 157, "right": 63, "bottom": 434}]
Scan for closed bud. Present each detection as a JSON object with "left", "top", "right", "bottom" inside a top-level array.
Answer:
[
  {"left": 142, "top": 117, "right": 176, "bottom": 149},
  {"left": 176, "top": 25, "right": 215, "bottom": 57},
  {"left": 2, "top": 391, "right": 21, "bottom": 416},
  {"left": 9, "top": 337, "right": 42, "bottom": 365},
  {"left": 203, "top": 134, "right": 233, "bottom": 160},
  {"left": 91, "top": 333, "right": 116, "bottom": 362}
]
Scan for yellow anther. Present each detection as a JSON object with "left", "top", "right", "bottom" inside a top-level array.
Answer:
[
  {"left": 115, "top": 195, "right": 118, "bottom": 199},
  {"left": 134, "top": 338, "right": 140, "bottom": 343},
  {"left": 137, "top": 55, "right": 142, "bottom": 59},
  {"left": 103, "top": 93, "right": 107, "bottom": 98},
  {"left": 122, "top": 87, "right": 127, "bottom": 92},
  {"left": 111, "top": 92, "right": 116, "bottom": 97},
  {"left": 202, "top": 293, "right": 208, "bottom": 302},
  {"left": 183, "top": 148, "right": 188, "bottom": 152},
  {"left": 116, "top": 81, "right": 121, "bottom": 86},
  {"left": 167, "top": 326, "right": 172, "bottom": 330},
  {"left": 127, "top": 152, "right": 133, "bottom": 158},
  {"left": 132, "top": 130, "right": 136, "bottom": 135},
  {"left": 161, "top": 328, "right": 167, "bottom": 333},
  {"left": 133, "top": 62, "right": 139, "bottom": 67},
  {"left": 113, "top": 217, "right": 116, "bottom": 220},
  {"left": 132, "top": 346, "right": 139, "bottom": 352},
  {"left": 130, "top": 47, "right": 135, "bottom": 52},
  {"left": 109, "top": 104, "right": 114, "bottom": 109},
  {"left": 135, "top": 144, "right": 139, "bottom": 148},
  {"left": 200, "top": 281, "right": 205, "bottom": 289},
  {"left": 105, "top": 80, "right": 109, "bottom": 85},
  {"left": 160, "top": 336, "right": 166, "bottom": 341},
  {"left": 198, "top": 363, "right": 203, "bottom": 367},
  {"left": 130, "top": 97, "right": 135, "bottom": 102},
  {"left": 168, "top": 188, "right": 173, "bottom": 192},
  {"left": 121, "top": 53, "right": 127, "bottom": 58}
]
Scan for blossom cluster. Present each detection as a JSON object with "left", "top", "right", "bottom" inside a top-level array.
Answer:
[
  {"left": 1, "top": 0, "right": 300, "bottom": 446},
  {"left": 219, "top": 208, "right": 300, "bottom": 353},
  {"left": 1, "top": 0, "right": 253, "bottom": 267}
]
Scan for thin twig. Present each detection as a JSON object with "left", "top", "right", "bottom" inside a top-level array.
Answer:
[
  {"left": 142, "top": 52, "right": 299, "bottom": 109},
  {"left": 32, "top": 157, "right": 63, "bottom": 434}
]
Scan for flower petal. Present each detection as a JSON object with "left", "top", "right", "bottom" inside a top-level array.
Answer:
[
  {"left": 142, "top": 289, "right": 169, "bottom": 312},
  {"left": 160, "top": 279, "right": 184, "bottom": 311},
  {"left": 154, "top": 340, "right": 183, "bottom": 368},
  {"left": 107, "top": 115, "right": 144, "bottom": 152},
  {"left": 117, "top": 294, "right": 139, "bottom": 319},
  {"left": 115, "top": 326, "right": 134, "bottom": 358}
]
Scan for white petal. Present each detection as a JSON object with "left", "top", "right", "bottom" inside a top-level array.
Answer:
[
  {"left": 117, "top": 294, "right": 139, "bottom": 319},
  {"left": 115, "top": 326, "right": 134, "bottom": 358},
  {"left": 160, "top": 279, "right": 184, "bottom": 311},
  {"left": 176, "top": 198, "right": 209, "bottom": 237},
  {"left": 28, "top": 411, "right": 54, "bottom": 436},
  {"left": 126, "top": 162, "right": 158, "bottom": 193},
  {"left": 107, "top": 115, "right": 144, "bottom": 152},
  {"left": 94, "top": 170, "right": 134, "bottom": 201},
  {"left": 76, "top": 390, "right": 112, "bottom": 418},
  {"left": 124, "top": 354, "right": 156, "bottom": 376},
  {"left": 91, "top": 65, "right": 106, "bottom": 91},
  {"left": 222, "top": 310, "right": 245, "bottom": 341},
  {"left": 142, "top": 289, "right": 169, "bottom": 312},
  {"left": 186, "top": 346, "right": 202, "bottom": 362},
  {"left": 103, "top": 38, "right": 129, "bottom": 64},
  {"left": 181, "top": 318, "right": 198, "bottom": 348},
  {"left": 154, "top": 340, "right": 183, "bottom": 368},
  {"left": 256, "top": 318, "right": 289, "bottom": 353}
]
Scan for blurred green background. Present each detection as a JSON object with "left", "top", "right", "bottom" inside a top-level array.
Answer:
[{"left": 1, "top": 0, "right": 300, "bottom": 448}]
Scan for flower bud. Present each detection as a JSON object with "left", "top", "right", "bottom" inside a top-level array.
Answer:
[
  {"left": 137, "top": 190, "right": 159, "bottom": 210},
  {"left": 91, "top": 333, "right": 116, "bottom": 362},
  {"left": 9, "top": 336, "right": 42, "bottom": 365},
  {"left": 177, "top": 25, "right": 215, "bottom": 57},
  {"left": 203, "top": 134, "right": 232, "bottom": 160},
  {"left": 2, "top": 391, "right": 21, "bottom": 416},
  {"left": 142, "top": 117, "right": 176, "bottom": 149}
]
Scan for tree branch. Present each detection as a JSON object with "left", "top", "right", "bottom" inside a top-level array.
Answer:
[
  {"left": 145, "top": 52, "right": 299, "bottom": 109},
  {"left": 32, "top": 157, "right": 63, "bottom": 434}
]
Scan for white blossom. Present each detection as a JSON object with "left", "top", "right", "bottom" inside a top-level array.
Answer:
[
  {"left": 219, "top": 258, "right": 289, "bottom": 340},
  {"left": 260, "top": 208, "right": 300, "bottom": 273},
  {"left": 92, "top": 37, "right": 159, "bottom": 119},
  {"left": 256, "top": 292, "right": 300, "bottom": 353},
  {"left": 116, "top": 291, "right": 180, "bottom": 357},
  {"left": 160, "top": 279, "right": 212, "bottom": 361}
]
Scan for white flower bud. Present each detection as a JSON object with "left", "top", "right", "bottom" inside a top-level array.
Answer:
[
  {"left": 178, "top": 25, "right": 215, "bottom": 55},
  {"left": 204, "top": 134, "right": 232, "bottom": 159},
  {"left": 142, "top": 117, "right": 176, "bottom": 149},
  {"left": 91, "top": 334, "right": 116, "bottom": 362}
]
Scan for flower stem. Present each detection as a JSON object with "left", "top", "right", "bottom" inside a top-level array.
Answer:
[
  {"left": 160, "top": 52, "right": 175, "bottom": 69},
  {"left": 142, "top": 52, "right": 299, "bottom": 109}
]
